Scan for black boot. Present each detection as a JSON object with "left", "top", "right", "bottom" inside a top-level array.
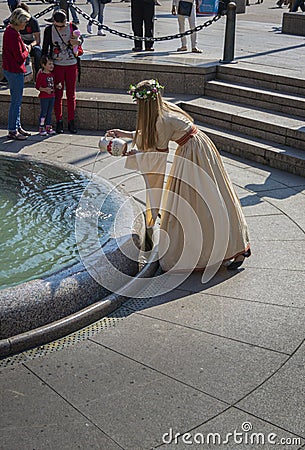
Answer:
[
  {"left": 68, "top": 119, "right": 77, "bottom": 134},
  {"left": 56, "top": 120, "right": 64, "bottom": 134}
]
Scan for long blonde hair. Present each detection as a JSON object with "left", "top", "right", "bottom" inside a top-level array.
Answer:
[{"left": 132, "top": 79, "right": 193, "bottom": 151}]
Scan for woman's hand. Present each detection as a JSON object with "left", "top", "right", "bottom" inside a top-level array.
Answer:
[
  {"left": 107, "top": 129, "right": 133, "bottom": 139},
  {"left": 70, "top": 38, "right": 80, "bottom": 46},
  {"left": 125, "top": 148, "right": 138, "bottom": 156}
]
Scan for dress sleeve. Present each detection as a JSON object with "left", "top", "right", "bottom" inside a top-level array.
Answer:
[{"left": 156, "top": 112, "right": 192, "bottom": 148}]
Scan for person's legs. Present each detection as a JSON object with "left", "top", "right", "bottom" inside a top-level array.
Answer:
[
  {"left": 69, "top": 2, "right": 79, "bottom": 23},
  {"left": 39, "top": 98, "right": 49, "bottom": 125},
  {"left": 45, "top": 97, "right": 55, "bottom": 126},
  {"left": 177, "top": 15, "right": 187, "bottom": 48},
  {"left": 90, "top": 0, "right": 99, "bottom": 20},
  {"left": 30, "top": 45, "right": 42, "bottom": 78},
  {"left": 64, "top": 64, "right": 78, "bottom": 132},
  {"left": 291, "top": 0, "right": 301, "bottom": 11},
  {"left": 97, "top": 3, "right": 106, "bottom": 34},
  {"left": 39, "top": 98, "right": 49, "bottom": 135},
  {"left": 4, "top": 70, "right": 24, "bottom": 132},
  {"left": 189, "top": 5, "right": 197, "bottom": 49},
  {"left": 131, "top": 0, "right": 143, "bottom": 50},
  {"left": 143, "top": 0, "right": 155, "bottom": 49}
]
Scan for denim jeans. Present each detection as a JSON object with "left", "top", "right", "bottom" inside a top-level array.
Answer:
[
  {"left": 89, "top": 0, "right": 105, "bottom": 29},
  {"left": 30, "top": 45, "right": 42, "bottom": 75},
  {"left": 291, "top": 0, "right": 305, "bottom": 11},
  {"left": 39, "top": 97, "right": 55, "bottom": 126},
  {"left": 3, "top": 70, "right": 24, "bottom": 132},
  {"left": 53, "top": 3, "right": 79, "bottom": 22}
]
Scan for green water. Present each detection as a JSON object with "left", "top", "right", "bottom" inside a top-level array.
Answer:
[{"left": 0, "top": 156, "right": 114, "bottom": 290}]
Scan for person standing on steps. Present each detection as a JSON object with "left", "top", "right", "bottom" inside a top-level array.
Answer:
[
  {"left": 171, "top": 0, "right": 202, "bottom": 53},
  {"left": 42, "top": 10, "right": 82, "bottom": 134},
  {"left": 87, "top": 0, "right": 111, "bottom": 36},
  {"left": 131, "top": 0, "right": 155, "bottom": 52},
  {"left": 2, "top": 7, "right": 32, "bottom": 140}
]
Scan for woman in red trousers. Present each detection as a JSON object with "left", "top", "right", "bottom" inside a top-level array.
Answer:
[{"left": 42, "top": 9, "right": 81, "bottom": 134}]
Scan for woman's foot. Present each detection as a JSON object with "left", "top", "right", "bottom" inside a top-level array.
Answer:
[
  {"left": 46, "top": 125, "right": 56, "bottom": 135},
  {"left": 56, "top": 120, "right": 64, "bottom": 134},
  {"left": 192, "top": 47, "right": 202, "bottom": 53},
  {"left": 68, "top": 119, "right": 77, "bottom": 134},
  {"left": 7, "top": 131, "right": 27, "bottom": 140},
  {"left": 177, "top": 46, "right": 187, "bottom": 52},
  {"left": 39, "top": 126, "right": 47, "bottom": 136},
  {"left": 227, "top": 249, "right": 251, "bottom": 270},
  {"left": 18, "top": 127, "right": 31, "bottom": 137}
]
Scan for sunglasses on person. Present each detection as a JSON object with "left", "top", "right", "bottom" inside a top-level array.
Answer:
[{"left": 54, "top": 22, "right": 66, "bottom": 28}]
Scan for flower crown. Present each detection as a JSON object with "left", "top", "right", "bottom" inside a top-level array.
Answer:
[{"left": 128, "top": 80, "right": 164, "bottom": 101}]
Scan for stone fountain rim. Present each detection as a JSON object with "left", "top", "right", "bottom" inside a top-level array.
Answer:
[{"left": 0, "top": 152, "right": 147, "bottom": 343}]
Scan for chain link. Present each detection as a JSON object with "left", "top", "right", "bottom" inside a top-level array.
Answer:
[
  {"left": 33, "top": 3, "right": 57, "bottom": 20},
  {"left": 70, "top": 3, "right": 222, "bottom": 42}
]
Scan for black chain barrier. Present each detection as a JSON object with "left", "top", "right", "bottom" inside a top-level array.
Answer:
[
  {"left": 0, "top": 3, "right": 56, "bottom": 29},
  {"left": 70, "top": 3, "right": 223, "bottom": 42},
  {"left": 0, "top": 0, "right": 224, "bottom": 41}
]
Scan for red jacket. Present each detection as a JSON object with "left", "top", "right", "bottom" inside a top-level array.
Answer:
[{"left": 2, "top": 25, "right": 28, "bottom": 73}]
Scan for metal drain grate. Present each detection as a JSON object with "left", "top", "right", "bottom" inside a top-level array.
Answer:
[{"left": 0, "top": 297, "right": 154, "bottom": 368}]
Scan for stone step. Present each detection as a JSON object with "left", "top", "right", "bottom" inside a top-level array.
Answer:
[
  {"left": 205, "top": 80, "right": 305, "bottom": 118},
  {"left": 79, "top": 58, "right": 217, "bottom": 95},
  {"left": 180, "top": 97, "right": 305, "bottom": 151},
  {"left": 216, "top": 65, "right": 305, "bottom": 97},
  {"left": 0, "top": 87, "right": 197, "bottom": 130},
  {"left": 197, "top": 122, "right": 305, "bottom": 177},
  {"left": 1, "top": 87, "right": 304, "bottom": 175}
]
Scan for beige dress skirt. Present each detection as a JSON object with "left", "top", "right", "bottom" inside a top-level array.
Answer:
[{"left": 125, "top": 108, "right": 250, "bottom": 273}]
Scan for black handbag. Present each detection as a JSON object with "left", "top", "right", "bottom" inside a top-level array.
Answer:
[{"left": 178, "top": 0, "right": 193, "bottom": 16}]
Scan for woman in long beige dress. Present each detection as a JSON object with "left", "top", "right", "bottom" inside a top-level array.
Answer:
[{"left": 107, "top": 79, "right": 251, "bottom": 273}]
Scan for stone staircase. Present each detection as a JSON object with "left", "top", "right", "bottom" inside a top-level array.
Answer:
[
  {"left": 0, "top": 61, "right": 304, "bottom": 176},
  {"left": 181, "top": 65, "right": 305, "bottom": 176}
]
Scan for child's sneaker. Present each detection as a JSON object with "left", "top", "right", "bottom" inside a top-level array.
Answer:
[
  {"left": 46, "top": 125, "right": 56, "bottom": 135},
  {"left": 39, "top": 126, "right": 47, "bottom": 136}
]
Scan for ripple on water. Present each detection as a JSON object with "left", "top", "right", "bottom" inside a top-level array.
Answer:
[{"left": 0, "top": 156, "right": 116, "bottom": 290}]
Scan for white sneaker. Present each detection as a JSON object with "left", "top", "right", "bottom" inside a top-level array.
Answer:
[
  {"left": 97, "top": 29, "right": 106, "bottom": 36},
  {"left": 87, "top": 23, "right": 93, "bottom": 34}
]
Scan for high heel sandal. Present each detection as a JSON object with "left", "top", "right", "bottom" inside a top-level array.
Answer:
[{"left": 227, "top": 249, "right": 251, "bottom": 270}]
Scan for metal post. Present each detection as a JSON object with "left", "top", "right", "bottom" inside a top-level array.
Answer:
[{"left": 221, "top": 2, "right": 237, "bottom": 63}]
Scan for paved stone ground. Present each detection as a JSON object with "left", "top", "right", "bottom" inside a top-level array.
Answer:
[{"left": 0, "top": 1, "right": 305, "bottom": 449}]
